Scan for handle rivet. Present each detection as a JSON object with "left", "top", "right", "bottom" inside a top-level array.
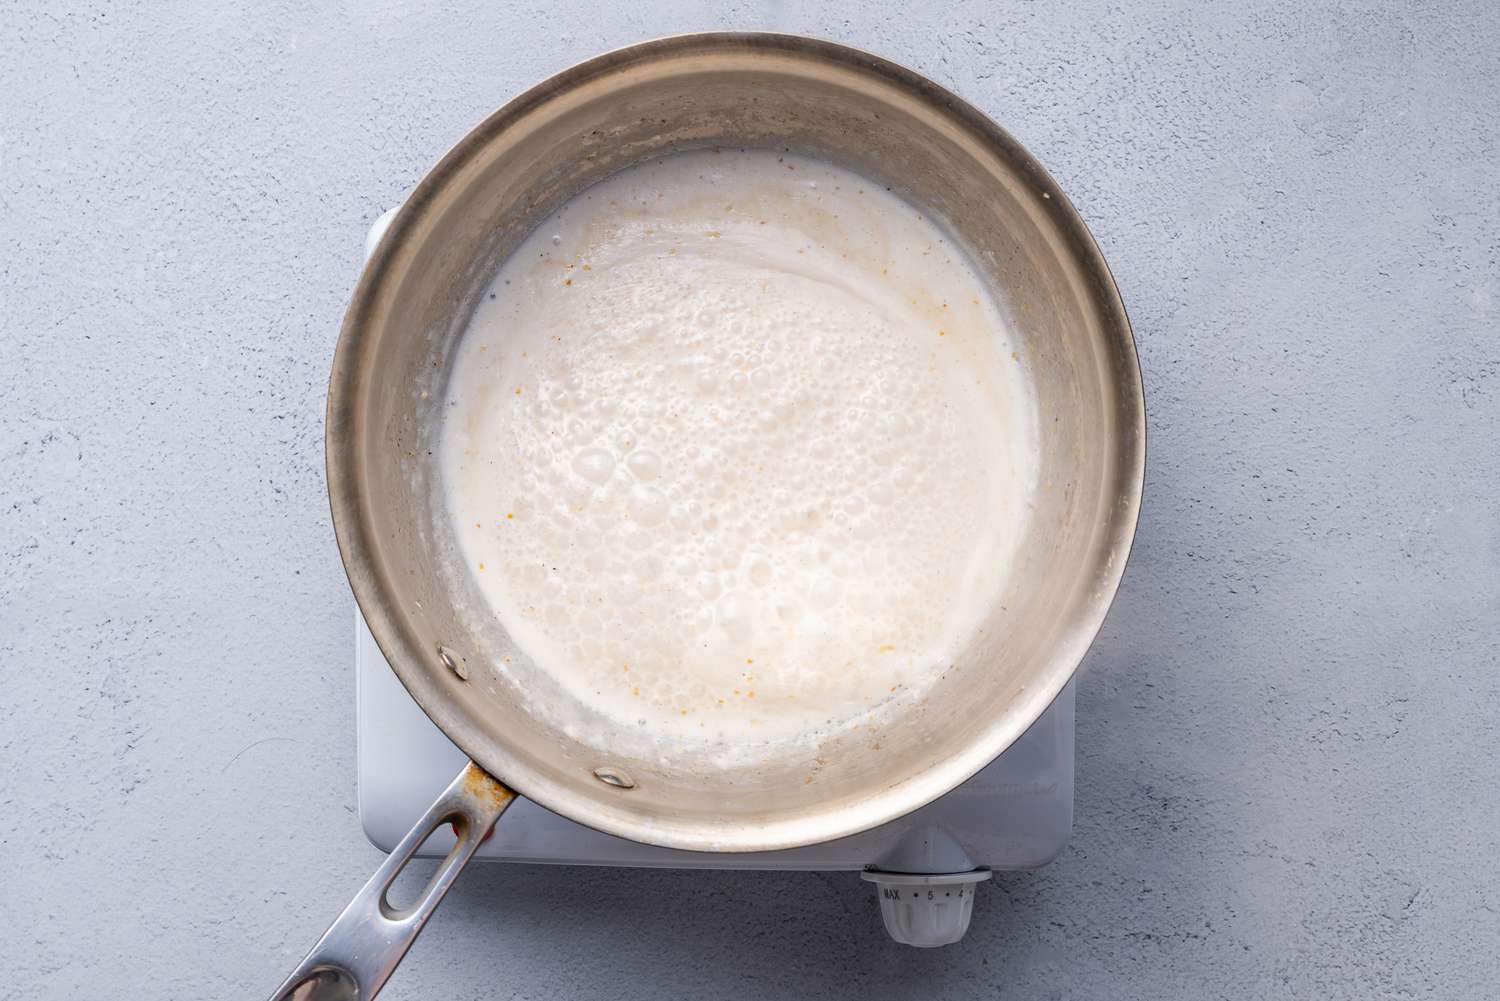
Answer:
[
  {"left": 593, "top": 766, "right": 636, "bottom": 789},
  {"left": 438, "top": 645, "right": 468, "bottom": 680}
]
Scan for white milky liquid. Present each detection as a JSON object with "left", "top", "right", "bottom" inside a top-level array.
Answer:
[{"left": 442, "top": 150, "right": 1037, "bottom": 749}]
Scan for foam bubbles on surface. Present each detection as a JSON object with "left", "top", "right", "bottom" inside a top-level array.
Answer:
[{"left": 442, "top": 149, "right": 1037, "bottom": 749}]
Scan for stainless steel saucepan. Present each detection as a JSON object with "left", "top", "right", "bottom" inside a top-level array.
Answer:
[{"left": 273, "top": 32, "right": 1143, "bottom": 1000}]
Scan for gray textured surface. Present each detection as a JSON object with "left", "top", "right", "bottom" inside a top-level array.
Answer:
[{"left": 2, "top": 1, "right": 1497, "bottom": 998}]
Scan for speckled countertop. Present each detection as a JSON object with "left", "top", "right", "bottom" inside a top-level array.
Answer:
[{"left": 2, "top": 2, "right": 1497, "bottom": 998}]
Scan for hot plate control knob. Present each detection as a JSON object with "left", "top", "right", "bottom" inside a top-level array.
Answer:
[{"left": 861, "top": 869, "right": 992, "bottom": 947}]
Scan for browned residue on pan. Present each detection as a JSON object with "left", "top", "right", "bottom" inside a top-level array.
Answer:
[{"left": 461, "top": 762, "right": 517, "bottom": 810}]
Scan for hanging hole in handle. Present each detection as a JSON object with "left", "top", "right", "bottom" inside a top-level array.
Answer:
[
  {"left": 379, "top": 816, "right": 465, "bottom": 917},
  {"left": 282, "top": 966, "right": 359, "bottom": 1001}
]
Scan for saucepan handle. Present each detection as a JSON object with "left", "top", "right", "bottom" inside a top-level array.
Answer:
[{"left": 268, "top": 762, "right": 515, "bottom": 1001}]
